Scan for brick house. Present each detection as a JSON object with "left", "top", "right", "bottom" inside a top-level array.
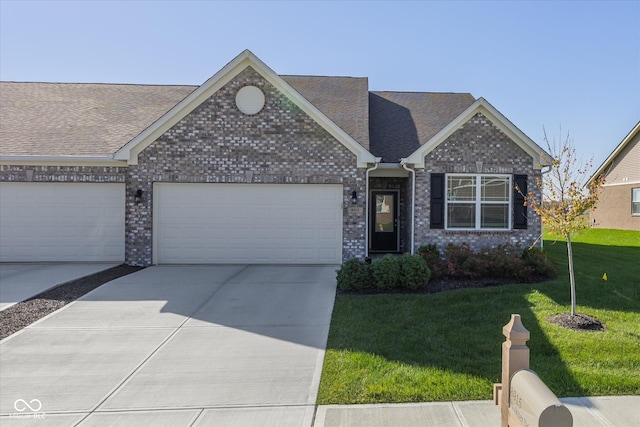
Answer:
[
  {"left": 588, "top": 121, "right": 640, "bottom": 231},
  {"left": 0, "top": 50, "right": 549, "bottom": 266}
]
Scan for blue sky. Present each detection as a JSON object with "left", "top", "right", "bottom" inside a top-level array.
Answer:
[{"left": 1, "top": 0, "right": 638, "bottom": 168}]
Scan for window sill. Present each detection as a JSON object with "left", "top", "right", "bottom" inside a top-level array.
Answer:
[{"left": 444, "top": 229, "right": 514, "bottom": 234}]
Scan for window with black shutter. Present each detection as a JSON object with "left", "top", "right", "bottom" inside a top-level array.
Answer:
[
  {"left": 430, "top": 173, "right": 445, "bottom": 229},
  {"left": 513, "top": 174, "right": 528, "bottom": 229}
]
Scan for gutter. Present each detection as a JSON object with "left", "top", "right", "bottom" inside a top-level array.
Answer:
[
  {"left": 365, "top": 158, "right": 382, "bottom": 258},
  {"left": 400, "top": 159, "right": 416, "bottom": 254}
]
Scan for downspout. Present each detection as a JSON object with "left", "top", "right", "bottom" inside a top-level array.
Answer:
[
  {"left": 365, "top": 158, "right": 382, "bottom": 258},
  {"left": 400, "top": 159, "right": 416, "bottom": 254}
]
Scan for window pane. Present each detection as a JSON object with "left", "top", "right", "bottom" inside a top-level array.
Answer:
[
  {"left": 447, "top": 204, "right": 475, "bottom": 228},
  {"left": 375, "top": 195, "right": 394, "bottom": 232},
  {"left": 482, "top": 176, "right": 509, "bottom": 201},
  {"left": 633, "top": 189, "right": 640, "bottom": 214},
  {"left": 447, "top": 176, "right": 476, "bottom": 201},
  {"left": 481, "top": 204, "right": 509, "bottom": 228}
]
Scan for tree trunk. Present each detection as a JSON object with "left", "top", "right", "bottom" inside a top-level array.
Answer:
[{"left": 567, "top": 234, "right": 577, "bottom": 316}]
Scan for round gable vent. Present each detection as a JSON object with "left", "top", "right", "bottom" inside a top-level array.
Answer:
[{"left": 235, "top": 86, "right": 265, "bottom": 115}]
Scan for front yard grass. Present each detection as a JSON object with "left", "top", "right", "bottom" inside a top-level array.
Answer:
[{"left": 317, "top": 228, "right": 640, "bottom": 404}]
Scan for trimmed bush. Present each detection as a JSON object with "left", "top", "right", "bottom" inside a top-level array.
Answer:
[
  {"left": 370, "top": 254, "right": 400, "bottom": 290},
  {"left": 336, "top": 258, "right": 371, "bottom": 291},
  {"left": 417, "top": 244, "right": 445, "bottom": 280},
  {"left": 335, "top": 244, "right": 555, "bottom": 293},
  {"left": 399, "top": 253, "right": 431, "bottom": 290}
]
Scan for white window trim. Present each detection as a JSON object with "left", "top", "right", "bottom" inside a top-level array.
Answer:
[
  {"left": 632, "top": 188, "right": 640, "bottom": 216},
  {"left": 445, "top": 173, "right": 512, "bottom": 230}
]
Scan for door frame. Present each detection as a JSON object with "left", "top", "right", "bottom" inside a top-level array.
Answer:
[{"left": 369, "top": 189, "right": 400, "bottom": 253}]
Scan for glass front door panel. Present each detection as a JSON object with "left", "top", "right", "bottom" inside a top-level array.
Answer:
[
  {"left": 375, "top": 195, "right": 394, "bottom": 232},
  {"left": 370, "top": 191, "right": 399, "bottom": 252}
]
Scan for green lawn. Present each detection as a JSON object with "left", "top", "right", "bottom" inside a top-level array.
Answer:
[{"left": 317, "top": 228, "right": 640, "bottom": 404}]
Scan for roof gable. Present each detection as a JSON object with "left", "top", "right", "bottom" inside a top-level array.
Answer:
[
  {"left": 588, "top": 121, "right": 640, "bottom": 185},
  {"left": 114, "top": 50, "right": 376, "bottom": 167},
  {"left": 404, "top": 98, "right": 549, "bottom": 169}
]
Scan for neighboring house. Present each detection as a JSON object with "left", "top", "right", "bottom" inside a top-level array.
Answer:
[
  {"left": 588, "top": 121, "right": 640, "bottom": 231},
  {"left": 0, "top": 50, "right": 549, "bottom": 266}
]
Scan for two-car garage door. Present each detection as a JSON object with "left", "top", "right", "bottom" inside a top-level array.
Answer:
[
  {"left": 153, "top": 183, "right": 343, "bottom": 264},
  {"left": 0, "top": 183, "right": 125, "bottom": 262},
  {"left": 0, "top": 182, "right": 343, "bottom": 264}
]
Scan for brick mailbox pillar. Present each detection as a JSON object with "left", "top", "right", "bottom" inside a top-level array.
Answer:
[{"left": 495, "top": 314, "right": 530, "bottom": 427}]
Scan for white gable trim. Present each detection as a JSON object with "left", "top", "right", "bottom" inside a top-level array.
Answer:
[
  {"left": 114, "top": 50, "right": 376, "bottom": 167},
  {"left": 404, "top": 98, "right": 549, "bottom": 169}
]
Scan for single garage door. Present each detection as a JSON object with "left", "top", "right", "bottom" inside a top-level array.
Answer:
[
  {"left": 153, "top": 183, "right": 343, "bottom": 264},
  {"left": 0, "top": 182, "right": 125, "bottom": 262}
]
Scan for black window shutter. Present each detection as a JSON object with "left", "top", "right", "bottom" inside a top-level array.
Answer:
[
  {"left": 514, "top": 174, "right": 528, "bottom": 229},
  {"left": 430, "top": 173, "right": 445, "bottom": 229}
]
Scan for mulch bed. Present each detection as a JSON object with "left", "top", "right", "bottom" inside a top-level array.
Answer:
[
  {"left": 0, "top": 264, "right": 143, "bottom": 340},
  {"left": 547, "top": 313, "right": 605, "bottom": 332}
]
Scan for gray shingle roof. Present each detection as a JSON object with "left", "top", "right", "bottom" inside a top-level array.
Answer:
[
  {"left": 282, "top": 75, "right": 370, "bottom": 150},
  {"left": 368, "top": 91, "right": 476, "bottom": 163},
  {"left": 0, "top": 82, "right": 197, "bottom": 156},
  {"left": 0, "top": 79, "right": 474, "bottom": 160}
]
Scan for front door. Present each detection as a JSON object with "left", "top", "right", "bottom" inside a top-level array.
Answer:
[{"left": 370, "top": 191, "right": 399, "bottom": 252}]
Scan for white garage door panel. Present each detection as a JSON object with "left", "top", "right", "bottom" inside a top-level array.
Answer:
[
  {"left": 0, "top": 183, "right": 125, "bottom": 262},
  {"left": 154, "top": 183, "right": 343, "bottom": 264}
]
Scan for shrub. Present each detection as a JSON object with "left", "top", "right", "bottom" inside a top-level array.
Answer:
[
  {"left": 480, "top": 244, "right": 521, "bottom": 278},
  {"left": 418, "top": 244, "right": 445, "bottom": 280},
  {"left": 370, "top": 254, "right": 400, "bottom": 290},
  {"left": 399, "top": 254, "right": 431, "bottom": 290},
  {"left": 521, "top": 247, "right": 557, "bottom": 279},
  {"left": 444, "top": 243, "right": 474, "bottom": 278},
  {"left": 419, "top": 242, "right": 556, "bottom": 282},
  {"left": 336, "top": 258, "right": 371, "bottom": 291}
]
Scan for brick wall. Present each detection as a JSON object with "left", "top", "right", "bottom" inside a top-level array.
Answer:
[
  {"left": 127, "top": 67, "right": 366, "bottom": 265},
  {"left": 0, "top": 165, "right": 126, "bottom": 183},
  {"left": 414, "top": 112, "right": 543, "bottom": 252}
]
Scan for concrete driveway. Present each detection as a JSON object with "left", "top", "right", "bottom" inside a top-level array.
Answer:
[
  {"left": 0, "top": 263, "right": 120, "bottom": 311},
  {"left": 0, "top": 264, "right": 338, "bottom": 427}
]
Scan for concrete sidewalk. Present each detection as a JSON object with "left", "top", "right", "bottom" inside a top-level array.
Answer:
[
  {"left": 0, "top": 263, "right": 119, "bottom": 311},
  {"left": 315, "top": 395, "right": 640, "bottom": 427}
]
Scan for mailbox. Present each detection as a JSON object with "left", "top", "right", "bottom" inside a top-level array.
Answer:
[{"left": 509, "top": 369, "right": 572, "bottom": 427}]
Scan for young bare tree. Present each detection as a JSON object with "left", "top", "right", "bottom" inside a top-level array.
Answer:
[{"left": 520, "top": 128, "right": 604, "bottom": 316}]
